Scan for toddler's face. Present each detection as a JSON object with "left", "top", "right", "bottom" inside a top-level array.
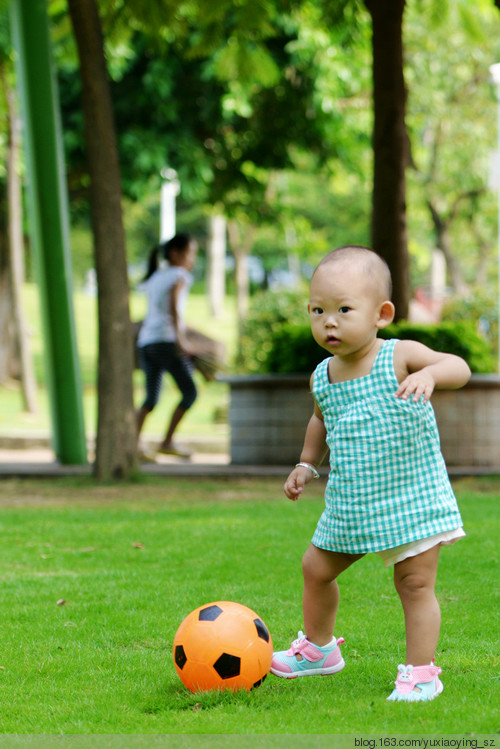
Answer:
[{"left": 308, "top": 262, "right": 387, "bottom": 358}]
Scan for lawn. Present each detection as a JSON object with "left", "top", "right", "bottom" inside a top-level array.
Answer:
[{"left": 0, "top": 475, "right": 498, "bottom": 736}]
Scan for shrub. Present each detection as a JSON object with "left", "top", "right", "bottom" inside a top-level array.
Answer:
[
  {"left": 263, "top": 324, "right": 325, "bottom": 374},
  {"left": 248, "top": 320, "right": 495, "bottom": 375},
  {"left": 441, "top": 290, "right": 498, "bottom": 361},
  {"left": 238, "top": 287, "right": 309, "bottom": 373},
  {"left": 379, "top": 321, "right": 495, "bottom": 373}
]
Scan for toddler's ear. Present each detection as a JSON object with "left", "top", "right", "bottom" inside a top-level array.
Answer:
[{"left": 376, "top": 301, "right": 395, "bottom": 329}]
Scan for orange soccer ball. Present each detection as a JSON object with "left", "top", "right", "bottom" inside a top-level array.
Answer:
[{"left": 173, "top": 601, "right": 273, "bottom": 692}]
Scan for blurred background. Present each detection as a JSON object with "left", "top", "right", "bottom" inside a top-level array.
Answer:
[{"left": 2, "top": 0, "right": 500, "bottom": 475}]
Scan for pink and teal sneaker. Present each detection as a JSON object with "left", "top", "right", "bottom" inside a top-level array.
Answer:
[
  {"left": 271, "top": 631, "right": 345, "bottom": 679},
  {"left": 387, "top": 662, "right": 443, "bottom": 702}
]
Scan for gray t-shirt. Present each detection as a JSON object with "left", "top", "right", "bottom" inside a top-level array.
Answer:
[{"left": 137, "top": 266, "right": 192, "bottom": 346}]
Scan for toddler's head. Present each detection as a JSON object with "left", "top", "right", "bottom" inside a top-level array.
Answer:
[
  {"left": 314, "top": 245, "right": 392, "bottom": 303},
  {"left": 309, "top": 246, "right": 395, "bottom": 356}
]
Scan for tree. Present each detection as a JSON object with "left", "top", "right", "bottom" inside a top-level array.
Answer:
[
  {"left": 58, "top": 11, "right": 339, "bottom": 328},
  {"left": 62, "top": 1, "right": 500, "bottom": 305},
  {"left": 67, "top": 0, "right": 136, "bottom": 479},
  {"left": 405, "top": 0, "right": 500, "bottom": 295},
  {"left": 2, "top": 63, "right": 37, "bottom": 412},
  {"left": 207, "top": 213, "right": 227, "bottom": 317},
  {"left": 108, "top": 0, "right": 411, "bottom": 320},
  {"left": 0, "top": 59, "right": 16, "bottom": 384},
  {"left": 364, "top": 0, "right": 409, "bottom": 319},
  {"left": 0, "top": 13, "right": 37, "bottom": 410}
]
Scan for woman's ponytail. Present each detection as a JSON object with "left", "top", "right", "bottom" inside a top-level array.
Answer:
[{"left": 143, "top": 245, "right": 160, "bottom": 281}]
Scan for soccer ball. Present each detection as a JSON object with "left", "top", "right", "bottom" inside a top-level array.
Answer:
[{"left": 173, "top": 601, "right": 273, "bottom": 692}]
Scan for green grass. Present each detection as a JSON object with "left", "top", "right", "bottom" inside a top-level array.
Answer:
[
  {"left": 0, "top": 285, "right": 236, "bottom": 440},
  {"left": 0, "top": 475, "right": 498, "bottom": 735}
]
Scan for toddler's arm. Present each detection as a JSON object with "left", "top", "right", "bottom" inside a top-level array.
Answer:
[
  {"left": 284, "top": 400, "right": 327, "bottom": 501},
  {"left": 394, "top": 340, "right": 471, "bottom": 403}
]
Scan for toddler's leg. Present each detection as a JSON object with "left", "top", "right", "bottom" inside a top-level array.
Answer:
[
  {"left": 388, "top": 545, "right": 443, "bottom": 702},
  {"left": 302, "top": 545, "right": 362, "bottom": 646},
  {"left": 271, "top": 545, "right": 361, "bottom": 679},
  {"left": 393, "top": 545, "right": 441, "bottom": 665}
]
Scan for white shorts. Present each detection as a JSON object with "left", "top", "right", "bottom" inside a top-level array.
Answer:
[{"left": 376, "top": 528, "right": 466, "bottom": 567}]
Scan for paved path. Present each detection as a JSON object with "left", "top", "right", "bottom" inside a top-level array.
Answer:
[
  {"left": 0, "top": 435, "right": 492, "bottom": 478},
  {"left": 0, "top": 441, "right": 290, "bottom": 478}
]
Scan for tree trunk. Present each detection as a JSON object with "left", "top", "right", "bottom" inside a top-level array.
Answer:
[
  {"left": 0, "top": 234, "right": 15, "bottom": 383},
  {"left": 364, "top": 0, "right": 409, "bottom": 320},
  {"left": 227, "top": 219, "right": 254, "bottom": 333},
  {"left": 427, "top": 200, "right": 468, "bottom": 296},
  {"left": 0, "top": 64, "right": 16, "bottom": 385},
  {"left": 6, "top": 79, "right": 38, "bottom": 413},
  {"left": 67, "top": 0, "right": 136, "bottom": 479},
  {"left": 207, "top": 213, "right": 226, "bottom": 318},
  {"left": 469, "top": 222, "right": 491, "bottom": 288}
]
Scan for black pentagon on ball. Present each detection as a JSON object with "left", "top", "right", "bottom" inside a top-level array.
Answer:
[
  {"left": 213, "top": 652, "right": 241, "bottom": 679},
  {"left": 253, "top": 673, "right": 268, "bottom": 689},
  {"left": 199, "top": 605, "right": 223, "bottom": 621},
  {"left": 174, "top": 644, "right": 187, "bottom": 670},
  {"left": 253, "top": 618, "right": 270, "bottom": 643}
]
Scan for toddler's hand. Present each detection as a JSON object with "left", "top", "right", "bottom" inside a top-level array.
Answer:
[
  {"left": 395, "top": 370, "right": 435, "bottom": 403},
  {"left": 284, "top": 467, "right": 313, "bottom": 501}
]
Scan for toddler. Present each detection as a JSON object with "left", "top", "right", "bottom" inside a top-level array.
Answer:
[{"left": 271, "top": 246, "right": 471, "bottom": 701}]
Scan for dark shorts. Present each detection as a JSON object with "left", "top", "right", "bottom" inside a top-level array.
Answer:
[{"left": 138, "top": 342, "right": 197, "bottom": 411}]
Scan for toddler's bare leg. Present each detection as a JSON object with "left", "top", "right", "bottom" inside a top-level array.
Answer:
[
  {"left": 302, "top": 545, "right": 362, "bottom": 647},
  {"left": 393, "top": 545, "right": 441, "bottom": 666}
]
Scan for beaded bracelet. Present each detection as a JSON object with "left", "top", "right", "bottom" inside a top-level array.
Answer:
[{"left": 295, "top": 461, "right": 320, "bottom": 479}]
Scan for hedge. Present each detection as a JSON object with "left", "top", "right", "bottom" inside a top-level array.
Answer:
[{"left": 253, "top": 320, "right": 495, "bottom": 375}]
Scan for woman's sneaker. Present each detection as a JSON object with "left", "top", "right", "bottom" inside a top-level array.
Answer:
[
  {"left": 271, "top": 631, "right": 345, "bottom": 679},
  {"left": 387, "top": 662, "right": 443, "bottom": 702}
]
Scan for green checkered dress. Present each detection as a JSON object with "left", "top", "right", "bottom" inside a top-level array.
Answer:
[{"left": 311, "top": 338, "right": 463, "bottom": 554}]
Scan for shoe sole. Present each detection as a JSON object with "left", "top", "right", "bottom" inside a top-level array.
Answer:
[
  {"left": 271, "top": 657, "right": 345, "bottom": 679},
  {"left": 138, "top": 453, "right": 157, "bottom": 463},
  {"left": 425, "top": 679, "right": 444, "bottom": 701},
  {"left": 387, "top": 678, "right": 444, "bottom": 702}
]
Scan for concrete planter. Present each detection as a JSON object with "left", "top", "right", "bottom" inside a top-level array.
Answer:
[{"left": 224, "top": 374, "right": 500, "bottom": 471}]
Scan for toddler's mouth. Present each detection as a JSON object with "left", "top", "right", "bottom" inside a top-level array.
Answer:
[{"left": 327, "top": 335, "right": 340, "bottom": 345}]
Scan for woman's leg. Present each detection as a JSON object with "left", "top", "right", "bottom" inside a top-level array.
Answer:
[
  {"left": 393, "top": 545, "right": 441, "bottom": 665},
  {"left": 135, "top": 405, "right": 151, "bottom": 443},
  {"left": 162, "top": 405, "right": 188, "bottom": 447},
  {"left": 160, "top": 351, "right": 197, "bottom": 448},
  {"left": 302, "top": 545, "right": 363, "bottom": 646},
  {"left": 136, "top": 345, "right": 163, "bottom": 447}
]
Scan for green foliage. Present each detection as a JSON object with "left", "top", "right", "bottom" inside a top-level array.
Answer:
[
  {"left": 441, "top": 289, "right": 499, "bottom": 361},
  {"left": 58, "top": 5, "right": 341, "bottom": 213},
  {"left": 238, "top": 286, "right": 309, "bottom": 372},
  {"left": 405, "top": 0, "right": 500, "bottom": 290},
  {"left": 379, "top": 320, "right": 496, "bottom": 373},
  {"left": 241, "top": 307, "right": 496, "bottom": 374},
  {"left": 262, "top": 322, "right": 325, "bottom": 374},
  {"left": 47, "top": 0, "right": 500, "bottom": 311}
]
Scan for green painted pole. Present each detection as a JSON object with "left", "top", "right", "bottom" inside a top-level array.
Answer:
[{"left": 10, "top": 0, "right": 87, "bottom": 464}]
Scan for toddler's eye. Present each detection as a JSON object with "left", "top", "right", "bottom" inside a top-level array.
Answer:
[
  {"left": 339, "top": 306, "right": 351, "bottom": 314},
  {"left": 311, "top": 307, "right": 323, "bottom": 315}
]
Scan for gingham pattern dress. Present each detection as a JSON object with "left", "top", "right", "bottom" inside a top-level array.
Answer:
[{"left": 311, "top": 338, "right": 463, "bottom": 554}]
